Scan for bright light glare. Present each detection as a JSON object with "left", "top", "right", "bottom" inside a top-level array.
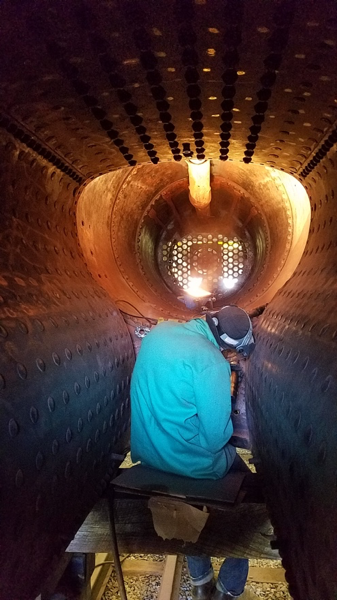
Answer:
[
  {"left": 187, "top": 159, "right": 211, "bottom": 211},
  {"left": 222, "top": 276, "right": 237, "bottom": 290},
  {"left": 184, "top": 277, "right": 211, "bottom": 298},
  {"left": 188, "top": 158, "right": 207, "bottom": 165}
]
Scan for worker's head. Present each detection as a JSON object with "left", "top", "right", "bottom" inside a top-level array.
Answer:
[{"left": 206, "top": 305, "right": 255, "bottom": 357}]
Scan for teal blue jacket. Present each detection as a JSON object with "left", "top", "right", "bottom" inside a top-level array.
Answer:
[{"left": 130, "top": 318, "right": 236, "bottom": 480}]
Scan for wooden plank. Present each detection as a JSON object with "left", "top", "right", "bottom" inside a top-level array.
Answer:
[
  {"left": 241, "top": 589, "right": 260, "bottom": 600},
  {"left": 213, "top": 565, "right": 285, "bottom": 584},
  {"left": 121, "top": 558, "right": 285, "bottom": 584},
  {"left": 158, "top": 555, "right": 183, "bottom": 600},
  {"left": 91, "top": 553, "right": 114, "bottom": 600},
  {"left": 170, "top": 555, "right": 184, "bottom": 600},
  {"left": 122, "top": 558, "right": 164, "bottom": 576},
  {"left": 247, "top": 566, "right": 286, "bottom": 583},
  {"left": 67, "top": 498, "right": 279, "bottom": 560}
]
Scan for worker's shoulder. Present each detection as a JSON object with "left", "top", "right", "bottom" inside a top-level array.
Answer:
[
  {"left": 140, "top": 319, "right": 185, "bottom": 347},
  {"left": 150, "top": 319, "right": 187, "bottom": 335}
]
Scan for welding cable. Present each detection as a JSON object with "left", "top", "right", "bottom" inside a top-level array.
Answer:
[
  {"left": 93, "top": 554, "right": 130, "bottom": 570},
  {"left": 115, "top": 299, "right": 157, "bottom": 325}
]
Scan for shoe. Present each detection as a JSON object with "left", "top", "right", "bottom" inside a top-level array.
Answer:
[
  {"left": 211, "top": 588, "right": 236, "bottom": 600},
  {"left": 191, "top": 579, "right": 215, "bottom": 600}
]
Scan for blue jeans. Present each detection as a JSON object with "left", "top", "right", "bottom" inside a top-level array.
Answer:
[{"left": 187, "top": 555, "right": 249, "bottom": 597}]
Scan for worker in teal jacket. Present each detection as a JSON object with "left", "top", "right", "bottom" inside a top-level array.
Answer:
[{"left": 131, "top": 305, "right": 255, "bottom": 600}]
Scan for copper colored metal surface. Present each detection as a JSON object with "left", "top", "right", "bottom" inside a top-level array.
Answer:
[
  {"left": 0, "top": 1, "right": 336, "bottom": 599},
  {"left": 77, "top": 161, "right": 308, "bottom": 319}
]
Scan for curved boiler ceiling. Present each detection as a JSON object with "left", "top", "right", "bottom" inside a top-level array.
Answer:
[
  {"left": 0, "top": 1, "right": 337, "bottom": 600},
  {"left": 0, "top": 0, "right": 336, "bottom": 180}
]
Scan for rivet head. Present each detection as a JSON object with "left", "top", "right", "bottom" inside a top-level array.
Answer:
[
  {"left": 52, "top": 439, "right": 59, "bottom": 455},
  {"left": 294, "top": 413, "right": 301, "bottom": 431},
  {"left": 0, "top": 325, "right": 8, "bottom": 338},
  {"left": 16, "top": 363, "right": 27, "bottom": 379},
  {"left": 86, "top": 342, "right": 92, "bottom": 352},
  {"left": 35, "top": 451, "right": 44, "bottom": 470},
  {"left": 76, "top": 447, "right": 83, "bottom": 464},
  {"left": 87, "top": 410, "right": 93, "bottom": 422},
  {"left": 321, "top": 376, "right": 332, "bottom": 393},
  {"left": 310, "top": 368, "right": 318, "bottom": 383},
  {"left": 15, "top": 469, "right": 24, "bottom": 488},
  {"left": 66, "top": 427, "right": 73, "bottom": 443},
  {"left": 94, "top": 371, "right": 99, "bottom": 382},
  {"left": 103, "top": 420, "right": 108, "bottom": 434},
  {"left": 0, "top": 374, "right": 5, "bottom": 390},
  {"left": 96, "top": 402, "right": 101, "bottom": 414},
  {"left": 104, "top": 395, "right": 109, "bottom": 407},
  {"left": 18, "top": 321, "right": 28, "bottom": 334},
  {"left": 318, "top": 441, "right": 327, "bottom": 464},
  {"left": 95, "top": 429, "right": 100, "bottom": 443},
  {"left": 76, "top": 344, "right": 83, "bottom": 356},
  {"left": 65, "top": 348, "right": 72, "bottom": 360},
  {"left": 36, "top": 358, "right": 46, "bottom": 372},
  {"left": 9, "top": 418, "right": 19, "bottom": 437},
  {"left": 85, "top": 376, "right": 90, "bottom": 389},
  {"left": 48, "top": 396, "right": 55, "bottom": 412},
  {"left": 86, "top": 438, "right": 92, "bottom": 452},
  {"left": 33, "top": 319, "right": 44, "bottom": 332},
  {"left": 301, "top": 357, "right": 309, "bottom": 372},
  {"left": 77, "top": 418, "right": 83, "bottom": 432},
  {"left": 63, "top": 390, "right": 70, "bottom": 404},
  {"left": 30, "top": 406, "right": 39, "bottom": 424},
  {"left": 35, "top": 494, "right": 42, "bottom": 513},
  {"left": 64, "top": 461, "right": 72, "bottom": 480},
  {"left": 74, "top": 382, "right": 81, "bottom": 395},
  {"left": 52, "top": 352, "right": 61, "bottom": 366}
]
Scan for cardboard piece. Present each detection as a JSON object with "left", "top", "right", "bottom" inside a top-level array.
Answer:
[{"left": 148, "top": 497, "right": 209, "bottom": 543}]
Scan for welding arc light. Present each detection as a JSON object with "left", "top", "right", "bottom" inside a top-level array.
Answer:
[
  {"left": 222, "top": 276, "right": 237, "bottom": 290},
  {"left": 184, "top": 277, "right": 211, "bottom": 298}
]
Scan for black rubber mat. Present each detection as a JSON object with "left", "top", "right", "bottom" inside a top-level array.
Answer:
[{"left": 111, "top": 464, "right": 248, "bottom": 506}]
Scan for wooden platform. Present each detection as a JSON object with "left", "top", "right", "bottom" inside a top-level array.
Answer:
[{"left": 67, "top": 496, "right": 279, "bottom": 560}]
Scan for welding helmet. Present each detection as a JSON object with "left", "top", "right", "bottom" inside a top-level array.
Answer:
[{"left": 206, "top": 305, "right": 255, "bottom": 357}]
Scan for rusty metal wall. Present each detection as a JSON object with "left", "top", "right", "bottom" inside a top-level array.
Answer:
[
  {"left": 247, "top": 146, "right": 337, "bottom": 599},
  {"left": 0, "top": 131, "right": 134, "bottom": 600},
  {"left": 0, "top": 1, "right": 337, "bottom": 599}
]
